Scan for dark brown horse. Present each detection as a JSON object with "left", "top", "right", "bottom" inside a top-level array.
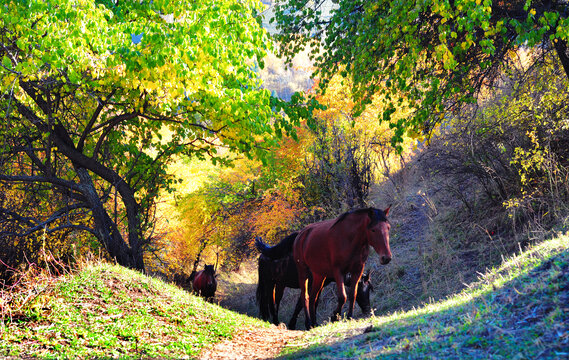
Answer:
[
  {"left": 191, "top": 264, "right": 217, "bottom": 302},
  {"left": 256, "top": 249, "right": 374, "bottom": 329},
  {"left": 294, "top": 207, "right": 391, "bottom": 329}
]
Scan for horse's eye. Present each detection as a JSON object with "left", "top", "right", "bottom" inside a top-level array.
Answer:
[{"left": 371, "top": 229, "right": 376, "bottom": 233}]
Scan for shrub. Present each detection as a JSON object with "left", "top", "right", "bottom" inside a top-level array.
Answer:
[
  {"left": 298, "top": 118, "right": 375, "bottom": 219},
  {"left": 422, "top": 52, "right": 569, "bottom": 244}
]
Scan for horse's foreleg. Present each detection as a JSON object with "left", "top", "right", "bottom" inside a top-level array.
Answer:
[
  {"left": 332, "top": 270, "right": 347, "bottom": 322},
  {"left": 347, "top": 267, "right": 365, "bottom": 319},
  {"left": 309, "top": 274, "right": 325, "bottom": 328}
]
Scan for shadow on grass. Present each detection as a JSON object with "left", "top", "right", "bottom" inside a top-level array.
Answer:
[
  {"left": 218, "top": 280, "right": 376, "bottom": 332},
  {"left": 278, "top": 247, "right": 569, "bottom": 359}
]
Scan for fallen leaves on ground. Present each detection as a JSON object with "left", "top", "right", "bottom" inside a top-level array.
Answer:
[{"left": 199, "top": 324, "right": 303, "bottom": 360}]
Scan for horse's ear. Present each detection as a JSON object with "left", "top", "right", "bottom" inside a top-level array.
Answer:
[{"left": 384, "top": 205, "right": 392, "bottom": 217}]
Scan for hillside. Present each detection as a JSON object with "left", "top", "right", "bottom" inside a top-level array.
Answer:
[
  {"left": 0, "top": 261, "right": 291, "bottom": 359},
  {"left": 279, "top": 233, "right": 569, "bottom": 359},
  {"left": 1, "top": 232, "right": 567, "bottom": 359}
]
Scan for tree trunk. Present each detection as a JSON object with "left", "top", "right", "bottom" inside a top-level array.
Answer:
[
  {"left": 554, "top": 38, "right": 569, "bottom": 80},
  {"left": 48, "top": 124, "right": 146, "bottom": 271},
  {"left": 76, "top": 168, "right": 145, "bottom": 271}
]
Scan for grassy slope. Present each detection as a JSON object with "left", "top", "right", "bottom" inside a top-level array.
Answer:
[
  {"left": 1, "top": 234, "right": 567, "bottom": 359},
  {"left": 280, "top": 233, "right": 569, "bottom": 359},
  {"left": 0, "top": 262, "right": 267, "bottom": 359}
]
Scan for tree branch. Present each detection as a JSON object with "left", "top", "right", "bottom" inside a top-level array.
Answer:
[
  {"left": 0, "top": 174, "right": 84, "bottom": 192},
  {"left": 0, "top": 202, "right": 91, "bottom": 237},
  {"left": 78, "top": 89, "right": 116, "bottom": 152}
]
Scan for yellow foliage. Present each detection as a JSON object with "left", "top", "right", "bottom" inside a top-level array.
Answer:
[
  {"left": 249, "top": 191, "right": 304, "bottom": 242},
  {"left": 314, "top": 74, "right": 417, "bottom": 182}
]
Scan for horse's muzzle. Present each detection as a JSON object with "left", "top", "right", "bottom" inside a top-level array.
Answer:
[{"left": 380, "top": 256, "right": 391, "bottom": 265}]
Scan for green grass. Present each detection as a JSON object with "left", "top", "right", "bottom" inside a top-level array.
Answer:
[
  {"left": 279, "top": 233, "right": 569, "bottom": 359},
  {"left": 0, "top": 262, "right": 268, "bottom": 359},
  {"left": 2, "top": 234, "right": 567, "bottom": 359}
]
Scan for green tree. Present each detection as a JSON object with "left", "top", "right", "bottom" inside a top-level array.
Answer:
[
  {"left": 271, "top": 0, "right": 569, "bottom": 147},
  {"left": 0, "top": 0, "right": 295, "bottom": 271}
]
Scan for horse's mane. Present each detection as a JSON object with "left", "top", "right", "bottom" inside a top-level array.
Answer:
[{"left": 331, "top": 207, "right": 387, "bottom": 229}]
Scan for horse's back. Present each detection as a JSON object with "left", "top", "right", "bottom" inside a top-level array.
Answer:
[
  {"left": 294, "top": 215, "right": 370, "bottom": 276},
  {"left": 256, "top": 232, "right": 299, "bottom": 259},
  {"left": 294, "top": 219, "right": 338, "bottom": 271}
]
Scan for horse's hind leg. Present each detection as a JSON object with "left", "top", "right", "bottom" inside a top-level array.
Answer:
[
  {"left": 272, "top": 284, "right": 285, "bottom": 325},
  {"left": 309, "top": 273, "right": 325, "bottom": 328},
  {"left": 288, "top": 290, "right": 305, "bottom": 330},
  {"left": 332, "top": 271, "right": 347, "bottom": 322},
  {"left": 296, "top": 264, "right": 312, "bottom": 330},
  {"left": 266, "top": 285, "right": 276, "bottom": 324}
]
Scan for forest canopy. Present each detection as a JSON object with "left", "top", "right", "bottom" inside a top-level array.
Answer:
[
  {"left": 271, "top": 0, "right": 569, "bottom": 147},
  {"left": 0, "top": 0, "right": 309, "bottom": 272}
]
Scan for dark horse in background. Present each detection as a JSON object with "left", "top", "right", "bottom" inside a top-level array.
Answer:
[
  {"left": 190, "top": 264, "right": 217, "bottom": 302},
  {"left": 256, "top": 234, "right": 374, "bottom": 329},
  {"left": 292, "top": 207, "right": 392, "bottom": 329}
]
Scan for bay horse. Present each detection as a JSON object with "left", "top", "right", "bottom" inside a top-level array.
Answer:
[
  {"left": 190, "top": 264, "right": 217, "bottom": 302},
  {"left": 256, "top": 248, "right": 374, "bottom": 329},
  {"left": 294, "top": 207, "right": 391, "bottom": 329}
]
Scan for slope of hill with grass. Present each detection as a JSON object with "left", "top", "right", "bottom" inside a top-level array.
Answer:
[
  {"left": 278, "top": 233, "right": 569, "bottom": 359},
  {"left": 0, "top": 261, "right": 272, "bottom": 359},
  {"left": 1, "top": 232, "right": 567, "bottom": 359}
]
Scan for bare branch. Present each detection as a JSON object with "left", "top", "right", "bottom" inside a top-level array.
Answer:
[
  {"left": 78, "top": 89, "right": 116, "bottom": 152},
  {"left": 0, "top": 174, "right": 84, "bottom": 192},
  {"left": 0, "top": 203, "right": 91, "bottom": 237}
]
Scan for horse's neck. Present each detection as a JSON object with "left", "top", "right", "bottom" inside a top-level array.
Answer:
[
  {"left": 338, "top": 215, "right": 369, "bottom": 243},
  {"left": 360, "top": 245, "right": 371, "bottom": 262}
]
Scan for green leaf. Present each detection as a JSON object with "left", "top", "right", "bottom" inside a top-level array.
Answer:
[
  {"left": 16, "top": 38, "right": 26, "bottom": 50},
  {"left": 2, "top": 55, "right": 11, "bottom": 70}
]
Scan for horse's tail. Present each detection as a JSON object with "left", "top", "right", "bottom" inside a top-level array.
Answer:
[
  {"left": 255, "top": 232, "right": 298, "bottom": 259},
  {"left": 256, "top": 256, "right": 270, "bottom": 321},
  {"left": 255, "top": 237, "right": 270, "bottom": 253}
]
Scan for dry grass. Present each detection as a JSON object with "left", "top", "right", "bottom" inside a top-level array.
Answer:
[{"left": 0, "top": 251, "right": 70, "bottom": 323}]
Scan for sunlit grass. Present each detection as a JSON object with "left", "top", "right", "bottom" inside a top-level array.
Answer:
[
  {"left": 0, "top": 261, "right": 269, "bottom": 359},
  {"left": 281, "top": 233, "right": 569, "bottom": 359},
  {"left": 1, "top": 233, "right": 566, "bottom": 359}
]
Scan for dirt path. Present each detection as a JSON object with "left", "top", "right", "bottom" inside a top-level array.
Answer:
[
  {"left": 199, "top": 325, "right": 303, "bottom": 360},
  {"left": 202, "top": 190, "right": 434, "bottom": 359}
]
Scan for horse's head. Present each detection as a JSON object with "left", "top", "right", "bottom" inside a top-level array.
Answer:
[
  {"left": 204, "top": 264, "right": 215, "bottom": 275},
  {"left": 356, "top": 271, "right": 374, "bottom": 315},
  {"left": 368, "top": 207, "right": 392, "bottom": 265}
]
